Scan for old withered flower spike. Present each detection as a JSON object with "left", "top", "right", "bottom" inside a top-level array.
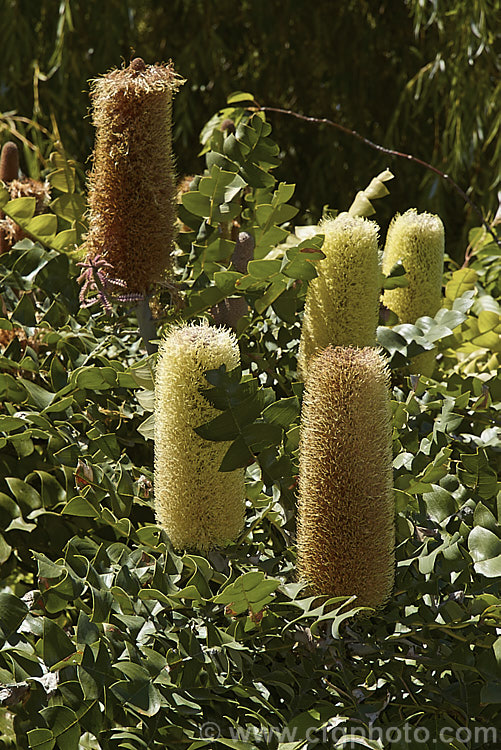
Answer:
[{"left": 82, "top": 58, "right": 185, "bottom": 293}]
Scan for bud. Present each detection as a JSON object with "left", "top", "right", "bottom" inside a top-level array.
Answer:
[
  {"left": 297, "top": 346, "right": 394, "bottom": 609},
  {"left": 83, "top": 58, "right": 184, "bottom": 293},
  {"left": 298, "top": 213, "right": 381, "bottom": 378},
  {"left": 154, "top": 321, "right": 245, "bottom": 550},
  {"left": 382, "top": 209, "right": 445, "bottom": 375},
  {"left": 0, "top": 141, "right": 19, "bottom": 182}
]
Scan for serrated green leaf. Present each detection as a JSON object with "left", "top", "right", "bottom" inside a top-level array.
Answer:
[{"left": 73, "top": 366, "right": 117, "bottom": 391}]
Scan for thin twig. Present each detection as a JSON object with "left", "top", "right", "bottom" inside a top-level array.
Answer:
[{"left": 259, "top": 105, "right": 500, "bottom": 249}]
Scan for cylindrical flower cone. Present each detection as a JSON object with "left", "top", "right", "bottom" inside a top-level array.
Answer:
[
  {"left": 297, "top": 346, "right": 394, "bottom": 608},
  {"left": 382, "top": 209, "right": 445, "bottom": 376},
  {"left": 154, "top": 321, "right": 245, "bottom": 551},
  {"left": 298, "top": 213, "right": 381, "bottom": 378},
  {"left": 83, "top": 58, "right": 184, "bottom": 293}
]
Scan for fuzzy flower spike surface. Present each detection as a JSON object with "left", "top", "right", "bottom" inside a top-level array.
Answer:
[
  {"left": 83, "top": 58, "right": 184, "bottom": 293},
  {"left": 297, "top": 346, "right": 395, "bottom": 609},
  {"left": 154, "top": 322, "right": 245, "bottom": 551},
  {"left": 382, "top": 209, "right": 445, "bottom": 375},
  {"left": 298, "top": 212, "right": 381, "bottom": 379}
]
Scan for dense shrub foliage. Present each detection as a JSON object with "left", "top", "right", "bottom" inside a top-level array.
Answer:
[
  {"left": 1, "top": 0, "right": 500, "bottom": 244},
  {"left": 0, "top": 87, "right": 500, "bottom": 750}
]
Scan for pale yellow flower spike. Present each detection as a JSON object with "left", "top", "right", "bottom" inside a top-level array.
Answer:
[
  {"left": 297, "top": 346, "right": 395, "bottom": 609},
  {"left": 298, "top": 213, "right": 381, "bottom": 379},
  {"left": 154, "top": 321, "right": 245, "bottom": 551},
  {"left": 382, "top": 209, "right": 445, "bottom": 376}
]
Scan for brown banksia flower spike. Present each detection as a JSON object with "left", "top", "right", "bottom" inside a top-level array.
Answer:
[
  {"left": 297, "top": 346, "right": 395, "bottom": 609},
  {"left": 83, "top": 58, "right": 185, "bottom": 293},
  {"left": 0, "top": 141, "right": 20, "bottom": 183}
]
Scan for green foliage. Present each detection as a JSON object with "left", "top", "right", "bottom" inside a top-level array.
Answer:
[
  {"left": 0, "top": 149, "right": 85, "bottom": 254},
  {"left": 0, "top": 94, "right": 500, "bottom": 750}
]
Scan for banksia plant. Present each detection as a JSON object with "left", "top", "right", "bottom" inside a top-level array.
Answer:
[
  {"left": 83, "top": 58, "right": 184, "bottom": 294},
  {"left": 154, "top": 321, "right": 245, "bottom": 551},
  {"left": 298, "top": 213, "right": 381, "bottom": 378},
  {"left": 382, "top": 209, "right": 445, "bottom": 375},
  {"left": 297, "top": 346, "right": 394, "bottom": 608}
]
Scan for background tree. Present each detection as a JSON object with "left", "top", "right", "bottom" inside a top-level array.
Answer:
[{"left": 0, "top": 0, "right": 499, "bottom": 253}]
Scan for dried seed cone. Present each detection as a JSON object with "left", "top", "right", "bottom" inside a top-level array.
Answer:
[
  {"left": 297, "top": 346, "right": 394, "bottom": 608},
  {"left": 84, "top": 58, "right": 184, "bottom": 293},
  {"left": 382, "top": 209, "right": 445, "bottom": 375},
  {"left": 298, "top": 213, "right": 381, "bottom": 378},
  {"left": 154, "top": 321, "right": 245, "bottom": 550}
]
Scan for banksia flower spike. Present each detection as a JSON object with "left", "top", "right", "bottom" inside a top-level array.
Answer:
[
  {"left": 297, "top": 346, "right": 394, "bottom": 609},
  {"left": 0, "top": 141, "right": 20, "bottom": 182},
  {"left": 154, "top": 321, "right": 245, "bottom": 551},
  {"left": 382, "top": 209, "right": 445, "bottom": 375},
  {"left": 298, "top": 213, "right": 381, "bottom": 378},
  {"left": 83, "top": 58, "right": 184, "bottom": 294}
]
